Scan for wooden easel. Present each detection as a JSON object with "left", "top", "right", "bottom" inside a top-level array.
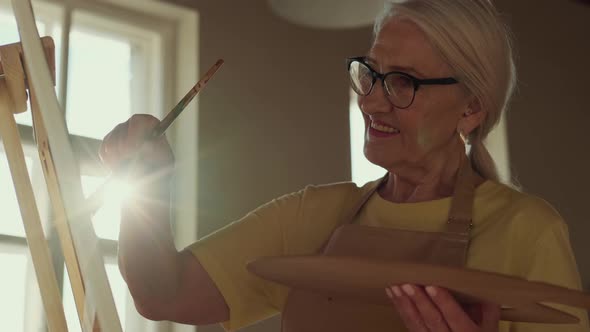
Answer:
[{"left": 0, "top": 1, "right": 123, "bottom": 331}]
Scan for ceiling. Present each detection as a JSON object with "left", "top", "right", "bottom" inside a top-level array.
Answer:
[
  {"left": 267, "top": 0, "right": 589, "bottom": 29},
  {"left": 267, "top": 0, "right": 385, "bottom": 29}
]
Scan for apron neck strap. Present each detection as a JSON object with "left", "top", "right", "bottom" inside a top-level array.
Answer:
[
  {"left": 339, "top": 175, "right": 386, "bottom": 226},
  {"left": 446, "top": 156, "right": 476, "bottom": 236}
]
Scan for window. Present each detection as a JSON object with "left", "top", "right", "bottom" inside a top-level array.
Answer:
[
  {"left": 0, "top": 251, "right": 28, "bottom": 331},
  {"left": 349, "top": 90, "right": 511, "bottom": 185},
  {"left": 0, "top": 0, "right": 198, "bottom": 331},
  {"left": 0, "top": 153, "right": 33, "bottom": 237},
  {"left": 349, "top": 91, "right": 386, "bottom": 186}
]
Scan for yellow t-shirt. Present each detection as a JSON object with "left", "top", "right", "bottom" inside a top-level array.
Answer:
[{"left": 188, "top": 179, "right": 589, "bottom": 331}]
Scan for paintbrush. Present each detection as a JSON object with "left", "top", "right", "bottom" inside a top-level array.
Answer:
[
  {"left": 150, "top": 59, "right": 224, "bottom": 139},
  {"left": 85, "top": 59, "right": 224, "bottom": 214}
]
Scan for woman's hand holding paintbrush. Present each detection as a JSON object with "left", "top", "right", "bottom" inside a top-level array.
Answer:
[{"left": 87, "top": 59, "right": 224, "bottom": 213}]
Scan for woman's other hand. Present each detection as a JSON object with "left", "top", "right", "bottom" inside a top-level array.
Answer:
[{"left": 387, "top": 284, "right": 500, "bottom": 332}]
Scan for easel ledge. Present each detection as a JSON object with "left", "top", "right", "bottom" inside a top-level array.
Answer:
[{"left": 0, "top": 37, "right": 56, "bottom": 87}]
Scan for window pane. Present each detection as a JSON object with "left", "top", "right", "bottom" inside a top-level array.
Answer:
[
  {"left": 63, "top": 262, "right": 127, "bottom": 331},
  {"left": 81, "top": 175, "right": 120, "bottom": 240},
  {"left": 105, "top": 262, "right": 128, "bottom": 328},
  {"left": 0, "top": 151, "right": 33, "bottom": 237},
  {"left": 349, "top": 90, "right": 386, "bottom": 185},
  {"left": 0, "top": 252, "right": 27, "bottom": 331},
  {"left": 65, "top": 24, "right": 133, "bottom": 140},
  {"left": 0, "top": 10, "right": 22, "bottom": 44}
]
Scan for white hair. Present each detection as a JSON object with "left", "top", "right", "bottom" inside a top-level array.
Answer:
[{"left": 374, "top": 0, "right": 517, "bottom": 182}]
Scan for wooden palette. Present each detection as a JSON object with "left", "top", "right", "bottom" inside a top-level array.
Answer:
[{"left": 248, "top": 255, "right": 590, "bottom": 324}]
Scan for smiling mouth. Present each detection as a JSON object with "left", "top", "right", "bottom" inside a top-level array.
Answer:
[{"left": 370, "top": 122, "right": 400, "bottom": 134}]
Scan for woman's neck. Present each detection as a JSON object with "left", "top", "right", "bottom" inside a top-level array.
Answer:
[{"left": 378, "top": 143, "right": 483, "bottom": 203}]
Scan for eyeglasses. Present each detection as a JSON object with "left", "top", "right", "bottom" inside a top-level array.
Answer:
[{"left": 347, "top": 57, "right": 459, "bottom": 109}]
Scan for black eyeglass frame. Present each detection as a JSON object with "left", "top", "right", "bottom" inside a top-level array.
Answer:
[{"left": 346, "top": 56, "right": 459, "bottom": 109}]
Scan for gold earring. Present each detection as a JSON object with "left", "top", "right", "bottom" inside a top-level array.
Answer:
[{"left": 458, "top": 130, "right": 468, "bottom": 145}]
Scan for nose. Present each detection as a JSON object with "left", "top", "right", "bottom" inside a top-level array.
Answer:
[{"left": 358, "top": 80, "right": 393, "bottom": 115}]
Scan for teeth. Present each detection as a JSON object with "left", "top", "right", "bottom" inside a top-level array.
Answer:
[{"left": 371, "top": 122, "right": 399, "bottom": 133}]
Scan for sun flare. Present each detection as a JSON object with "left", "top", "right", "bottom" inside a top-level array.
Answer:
[{"left": 103, "top": 178, "right": 136, "bottom": 208}]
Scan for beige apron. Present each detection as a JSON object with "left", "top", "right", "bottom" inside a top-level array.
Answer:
[{"left": 281, "top": 160, "right": 476, "bottom": 332}]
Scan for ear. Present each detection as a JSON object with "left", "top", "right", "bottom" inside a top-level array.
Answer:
[{"left": 457, "top": 97, "right": 486, "bottom": 136}]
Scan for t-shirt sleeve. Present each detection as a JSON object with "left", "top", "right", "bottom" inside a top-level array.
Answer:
[
  {"left": 506, "top": 205, "right": 590, "bottom": 332},
  {"left": 185, "top": 190, "right": 304, "bottom": 331}
]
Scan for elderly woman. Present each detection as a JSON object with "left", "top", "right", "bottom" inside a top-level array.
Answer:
[{"left": 100, "top": 0, "right": 588, "bottom": 331}]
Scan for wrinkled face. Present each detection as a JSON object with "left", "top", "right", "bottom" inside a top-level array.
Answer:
[{"left": 359, "top": 17, "right": 471, "bottom": 171}]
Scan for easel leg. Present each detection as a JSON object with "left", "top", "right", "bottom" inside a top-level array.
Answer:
[
  {"left": 0, "top": 74, "right": 69, "bottom": 332},
  {"left": 31, "top": 91, "right": 102, "bottom": 331}
]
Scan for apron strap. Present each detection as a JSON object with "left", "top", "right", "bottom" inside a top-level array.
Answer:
[
  {"left": 339, "top": 175, "right": 387, "bottom": 226},
  {"left": 445, "top": 156, "right": 476, "bottom": 237},
  {"left": 315, "top": 176, "right": 385, "bottom": 252}
]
